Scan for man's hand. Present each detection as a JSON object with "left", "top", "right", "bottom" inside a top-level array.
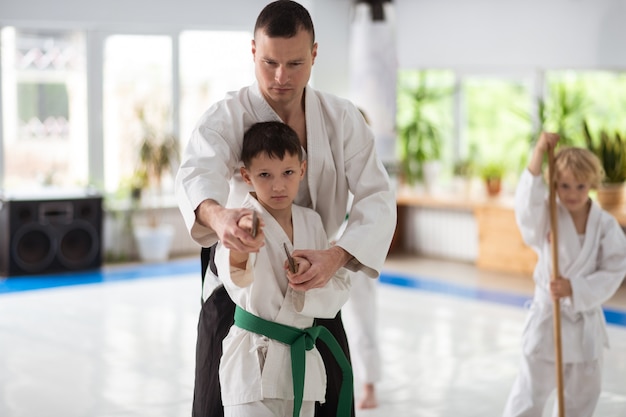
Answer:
[
  {"left": 195, "top": 199, "right": 265, "bottom": 253},
  {"left": 288, "top": 246, "right": 352, "bottom": 291},
  {"left": 285, "top": 256, "right": 311, "bottom": 280}
]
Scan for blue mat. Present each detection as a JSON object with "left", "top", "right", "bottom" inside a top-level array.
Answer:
[
  {"left": 0, "top": 258, "right": 198, "bottom": 294},
  {"left": 2, "top": 259, "right": 625, "bottom": 327},
  {"left": 380, "top": 271, "right": 626, "bottom": 327}
]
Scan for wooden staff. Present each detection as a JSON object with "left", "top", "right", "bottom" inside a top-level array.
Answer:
[{"left": 548, "top": 145, "right": 565, "bottom": 417}]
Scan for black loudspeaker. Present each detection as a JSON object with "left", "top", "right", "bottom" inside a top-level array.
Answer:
[{"left": 0, "top": 193, "right": 103, "bottom": 276}]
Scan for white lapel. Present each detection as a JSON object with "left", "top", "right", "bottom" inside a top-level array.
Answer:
[
  {"left": 249, "top": 83, "right": 281, "bottom": 121},
  {"left": 246, "top": 194, "right": 290, "bottom": 246},
  {"left": 304, "top": 86, "right": 325, "bottom": 211},
  {"left": 560, "top": 199, "right": 602, "bottom": 278}
]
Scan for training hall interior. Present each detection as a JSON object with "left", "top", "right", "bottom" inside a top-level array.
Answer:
[{"left": 1, "top": 0, "right": 626, "bottom": 416}]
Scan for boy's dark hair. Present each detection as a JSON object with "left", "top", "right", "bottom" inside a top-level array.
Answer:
[
  {"left": 241, "top": 121, "right": 303, "bottom": 168},
  {"left": 254, "top": 0, "right": 315, "bottom": 45}
]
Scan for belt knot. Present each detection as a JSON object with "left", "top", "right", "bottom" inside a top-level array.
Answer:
[
  {"left": 234, "top": 305, "right": 353, "bottom": 417},
  {"left": 302, "top": 327, "right": 321, "bottom": 350}
]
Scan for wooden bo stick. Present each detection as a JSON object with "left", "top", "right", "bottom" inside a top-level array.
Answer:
[{"left": 548, "top": 145, "right": 565, "bottom": 417}]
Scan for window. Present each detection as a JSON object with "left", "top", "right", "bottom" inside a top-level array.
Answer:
[
  {"left": 543, "top": 70, "right": 626, "bottom": 145},
  {"left": 102, "top": 35, "right": 173, "bottom": 194},
  {"left": 396, "top": 71, "right": 535, "bottom": 189},
  {"left": 100, "top": 31, "right": 254, "bottom": 196},
  {"left": 396, "top": 69, "right": 626, "bottom": 192},
  {"left": 396, "top": 69, "right": 455, "bottom": 184},
  {"left": 1, "top": 27, "right": 88, "bottom": 189},
  {"left": 179, "top": 31, "right": 254, "bottom": 150},
  {"left": 462, "top": 75, "right": 533, "bottom": 176},
  {"left": 1, "top": 28, "right": 256, "bottom": 197}
]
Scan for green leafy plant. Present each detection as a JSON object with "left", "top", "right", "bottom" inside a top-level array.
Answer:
[
  {"left": 131, "top": 106, "right": 181, "bottom": 230},
  {"left": 583, "top": 120, "right": 626, "bottom": 184},
  {"left": 137, "top": 128, "right": 179, "bottom": 192},
  {"left": 479, "top": 161, "right": 506, "bottom": 181},
  {"left": 453, "top": 159, "right": 474, "bottom": 178},
  {"left": 397, "top": 71, "right": 452, "bottom": 185},
  {"left": 543, "top": 79, "right": 588, "bottom": 146},
  {"left": 131, "top": 104, "right": 180, "bottom": 196},
  {"left": 479, "top": 161, "right": 506, "bottom": 197}
]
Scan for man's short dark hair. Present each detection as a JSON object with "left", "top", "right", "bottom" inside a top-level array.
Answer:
[
  {"left": 241, "top": 121, "right": 303, "bottom": 168},
  {"left": 254, "top": 0, "right": 315, "bottom": 45}
]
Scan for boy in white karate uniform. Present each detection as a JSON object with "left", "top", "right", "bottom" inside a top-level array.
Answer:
[
  {"left": 503, "top": 132, "right": 626, "bottom": 417},
  {"left": 215, "top": 121, "right": 352, "bottom": 417}
]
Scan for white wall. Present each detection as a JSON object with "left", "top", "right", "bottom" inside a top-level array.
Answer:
[
  {"left": 2, "top": 0, "right": 625, "bottom": 90},
  {"left": 395, "top": 0, "right": 626, "bottom": 71},
  {"left": 0, "top": 0, "right": 261, "bottom": 31},
  {"left": 0, "top": 0, "right": 352, "bottom": 96}
]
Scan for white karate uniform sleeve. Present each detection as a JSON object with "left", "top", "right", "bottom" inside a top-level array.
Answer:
[
  {"left": 514, "top": 169, "right": 550, "bottom": 251},
  {"left": 569, "top": 215, "right": 626, "bottom": 312},
  {"left": 175, "top": 84, "right": 396, "bottom": 279}
]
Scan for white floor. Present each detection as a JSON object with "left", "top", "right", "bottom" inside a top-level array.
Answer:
[{"left": 0, "top": 255, "right": 625, "bottom": 417}]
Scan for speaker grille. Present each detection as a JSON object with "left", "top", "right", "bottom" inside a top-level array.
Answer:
[
  {"left": 58, "top": 221, "right": 99, "bottom": 269},
  {"left": 12, "top": 225, "right": 56, "bottom": 273},
  {"left": 0, "top": 194, "right": 103, "bottom": 276}
]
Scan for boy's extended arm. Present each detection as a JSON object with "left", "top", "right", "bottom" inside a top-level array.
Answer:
[{"left": 528, "top": 131, "right": 559, "bottom": 176}]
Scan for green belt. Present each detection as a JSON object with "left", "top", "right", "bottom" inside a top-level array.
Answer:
[{"left": 234, "top": 305, "right": 353, "bottom": 417}]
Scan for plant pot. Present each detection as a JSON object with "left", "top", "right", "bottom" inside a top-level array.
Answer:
[
  {"left": 596, "top": 183, "right": 625, "bottom": 211},
  {"left": 133, "top": 224, "right": 175, "bottom": 262},
  {"left": 485, "top": 177, "right": 502, "bottom": 197}
]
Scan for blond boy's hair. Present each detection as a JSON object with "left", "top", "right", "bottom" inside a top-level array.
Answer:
[{"left": 548, "top": 146, "right": 605, "bottom": 189}]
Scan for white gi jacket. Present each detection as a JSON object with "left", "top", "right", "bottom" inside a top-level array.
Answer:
[
  {"left": 515, "top": 170, "right": 626, "bottom": 363},
  {"left": 175, "top": 82, "right": 396, "bottom": 283},
  {"left": 215, "top": 194, "right": 351, "bottom": 406}
]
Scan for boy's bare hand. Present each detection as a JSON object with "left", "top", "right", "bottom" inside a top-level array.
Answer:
[
  {"left": 538, "top": 132, "right": 560, "bottom": 152},
  {"left": 550, "top": 275, "right": 572, "bottom": 300}
]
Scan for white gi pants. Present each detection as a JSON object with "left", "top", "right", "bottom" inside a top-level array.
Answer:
[
  {"left": 224, "top": 399, "right": 315, "bottom": 417},
  {"left": 342, "top": 271, "right": 382, "bottom": 385},
  {"left": 502, "top": 354, "right": 602, "bottom": 417}
]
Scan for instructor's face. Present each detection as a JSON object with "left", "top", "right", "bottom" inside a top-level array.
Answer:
[{"left": 252, "top": 29, "right": 317, "bottom": 109}]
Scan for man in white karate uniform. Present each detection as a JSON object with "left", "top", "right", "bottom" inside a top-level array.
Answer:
[{"left": 175, "top": 1, "right": 396, "bottom": 416}]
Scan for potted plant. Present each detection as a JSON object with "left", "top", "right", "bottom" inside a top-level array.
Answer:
[
  {"left": 480, "top": 161, "right": 506, "bottom": 197},
  {"left": 582, "top": 120, "right": 626, "bottom": 210},
  {"left": 132, "top": 113, "right": 180, "bottom": 262},
  {"left": 397, "top": 71, "right": 452, "bottom": 191}
]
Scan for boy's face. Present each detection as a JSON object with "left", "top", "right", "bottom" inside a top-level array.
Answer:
[
  {"left": 556, "top": 168, "right": 591, "bottom": 214},
  {"left": 241, "top": 151, "right": 306, "bottom": 214}
]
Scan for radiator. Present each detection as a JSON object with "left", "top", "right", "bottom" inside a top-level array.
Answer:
[{"left": 404, "top": 206, "right": 478, "bottom": 262}]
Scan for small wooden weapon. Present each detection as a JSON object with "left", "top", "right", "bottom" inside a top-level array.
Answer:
[
  {"left": 251, "top": 211, "right": 259, "bottom": 238},
  {"left": 283, "top": 242, "right": 297, "bottom": 273}
]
